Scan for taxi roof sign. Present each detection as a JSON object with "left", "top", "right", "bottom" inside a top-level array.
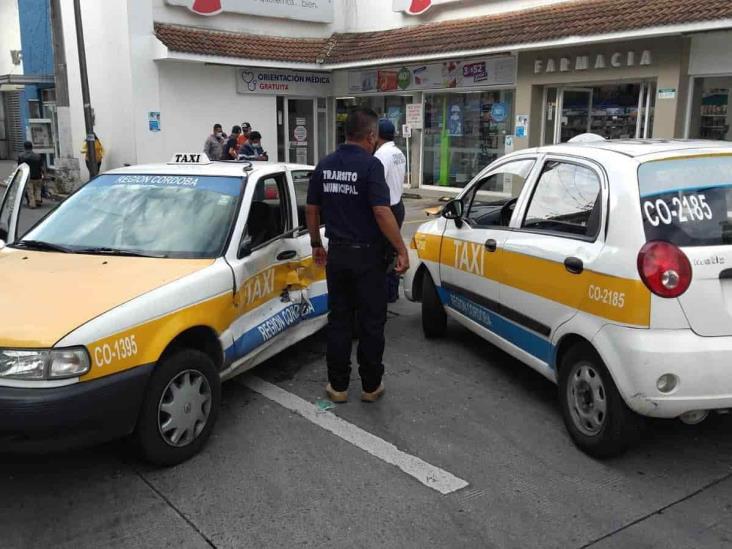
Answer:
[{"left": 168, "top": 152, "right": 212, "bottom": 165}]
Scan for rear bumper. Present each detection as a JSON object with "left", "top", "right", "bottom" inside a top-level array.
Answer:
[
  {"left": 0, "top": 364, "right": 153, "bottom": 452},
  {"left": 593, "top": 325, "right": 732, "bottom": 418}
]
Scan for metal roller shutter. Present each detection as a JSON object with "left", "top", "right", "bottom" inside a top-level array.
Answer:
[{"left": 3, "top": 91, "right": 24, "bottom": 156}]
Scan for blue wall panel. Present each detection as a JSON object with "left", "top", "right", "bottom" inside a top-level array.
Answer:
[{"left": 17, "top": 0, "right": 53, "bottom": 138}]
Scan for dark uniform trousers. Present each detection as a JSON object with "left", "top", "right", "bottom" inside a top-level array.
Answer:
[{"left": 326, "top": 242, "right": 387, "bottom": 393}]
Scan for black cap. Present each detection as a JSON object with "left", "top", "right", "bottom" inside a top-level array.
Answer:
[{"left": 378, "top": 119, "right": 396, "bottom": 140}]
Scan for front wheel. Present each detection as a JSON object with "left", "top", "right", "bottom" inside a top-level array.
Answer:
[
  {"left": 422, "top": 270, "right": 447, "bottom": 339},
  {"left": 558, "top": 343, "right": 639, "bottom": 458},
  {"left": 136, "top": 349, "right": 221, "bottom": 466}
]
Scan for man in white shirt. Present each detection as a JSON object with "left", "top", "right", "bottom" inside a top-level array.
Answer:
[{"left": 375, "top": 119, "right": 407, "bottom": 302}]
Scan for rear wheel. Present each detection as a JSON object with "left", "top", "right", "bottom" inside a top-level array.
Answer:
[
  {"left": 558, "top": 343, "right": 638, "bottom": 458},
  {"left": 136, "top": 349, "right": 221, "bottom": 466},
  {"left": 422, "top": 270, "right": 447, "bottom": 339}
]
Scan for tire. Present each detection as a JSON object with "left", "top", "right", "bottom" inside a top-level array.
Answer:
[
  {"left": 136, "top": 349, "right": 221, "bottom": 466},
  {"left": 422, "top": 270, "right": 447, "bottom": 339},
  {"left": 558, "top": 343, "right": 639, "bottom": 458}
]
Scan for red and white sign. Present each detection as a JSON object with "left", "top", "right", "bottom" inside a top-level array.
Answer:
[
  {"left": 190, "top": 0, "right": 221, "bottom": 15},
  {"left": 392, "top": 0, "right": 463, "bottom": 15},
  {"left": 166, "top": 0, "right": 334, "bottom": 23}
]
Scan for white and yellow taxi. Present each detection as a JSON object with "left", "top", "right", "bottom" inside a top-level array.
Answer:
[
  {"left": 0, "top": 154, "right": 323, "bottom": 464},
  {"left": 405, "top": 138, "right": 732, "bottom": 457}
]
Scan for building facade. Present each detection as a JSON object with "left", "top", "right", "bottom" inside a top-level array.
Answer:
[{"left": 56, "top": 0, "right": 732, "bottom": 190}]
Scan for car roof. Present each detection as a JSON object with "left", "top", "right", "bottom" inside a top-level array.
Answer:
[
  {"left": 526, "top": 139, "right": 732, "bottom": 160},
  {"left": 104, "top": 160, "right": 314, "bottom": 177}
]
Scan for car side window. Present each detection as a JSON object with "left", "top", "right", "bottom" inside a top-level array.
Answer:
[
  {"left": 244, "top": 172, "right": 291, "bottom": 249},
  {"left": 291, "top": 169, "right": 313, "bottom": 230},
  {"left": 522, "top": 161, "right": 602, "bottom": 239},
  {"left": 463, "top": 159, "right": 535, "bottom": 228}
]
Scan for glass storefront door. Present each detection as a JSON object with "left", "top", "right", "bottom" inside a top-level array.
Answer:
[
  {"left": 543, "top": 82, "right": 655, "bottom": 144},
  {"left": 559, "top": 88, "right": 592, "bottom": 142},
  {"left": 286, "top": 98, "right": 315, "bottom": 165}
]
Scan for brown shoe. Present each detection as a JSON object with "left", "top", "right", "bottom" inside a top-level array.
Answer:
[
  {"left": 325, "top": 383, "right": 348, "bottom": 403},
  {"left": 361, "top": 383, "right": 385, "bottom": 403}
]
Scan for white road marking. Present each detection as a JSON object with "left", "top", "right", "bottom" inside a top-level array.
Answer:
[{"left": 242, "top": 375, "right": 469, "bottom": 495}]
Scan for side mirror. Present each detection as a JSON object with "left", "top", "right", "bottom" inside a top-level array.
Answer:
[
  {"left": 442, "top": 199, "right": 464, "bottom": 227},
  {"left": 238, "top": 237, "right": 253, "bottom": 259}
]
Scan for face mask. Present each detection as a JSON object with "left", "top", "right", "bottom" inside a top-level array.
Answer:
[{"left": 216, "top": 132, "right": 223, "bottom": 138}]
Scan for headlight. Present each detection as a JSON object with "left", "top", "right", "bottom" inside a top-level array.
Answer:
[{"left": 0, "top": 348, "right": 90, "bottom": 380}]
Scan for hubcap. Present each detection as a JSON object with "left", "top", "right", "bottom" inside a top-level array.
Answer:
[
  {"left": 567, "top": 363, "right": 607, "bottom": 436},
  {"left": 158, "top": 369, "right": 212, "bottom": 448}
]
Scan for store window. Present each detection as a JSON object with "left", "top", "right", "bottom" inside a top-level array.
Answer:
[
  {"left": 543, "top": 83, "right": 654, "bottom": 144},
  {"left": 336, "top": 95, "right": 412, "bottom": 157},
  {"left": 689, "top": 77, "right": 732, "bottom": 141},
  {"left": 423, "top": 90, "right": 513, "bottom": 188}
]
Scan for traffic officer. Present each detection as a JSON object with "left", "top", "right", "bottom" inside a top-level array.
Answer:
[{"left": 306, "top": 107, "right": 409, "bottom": 404}]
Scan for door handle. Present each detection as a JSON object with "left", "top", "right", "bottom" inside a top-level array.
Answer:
[
  {"left": 484, "top": 239, "right": 497, "bottom": 252},
  {"left": 277, "top": 250, "right": 297, "bottom": 261},
  {"left": 564, "top": 256, "right": 584, "bottom": 275}
]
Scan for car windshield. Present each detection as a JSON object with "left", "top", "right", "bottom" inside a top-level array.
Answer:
[
  {"left": 18, "top": 173, "right": 244, "bottom": 258},
  {"left": 638, "top": 155, "right": 732, "bottom": 247}
]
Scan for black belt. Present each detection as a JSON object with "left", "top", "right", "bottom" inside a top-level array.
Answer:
[{"left": 328, "top": 240, "right": 381, "bottom": 249}]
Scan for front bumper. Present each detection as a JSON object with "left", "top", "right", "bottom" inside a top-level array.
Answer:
[
  {"left": 0, "top": 364, "right": 153, "bottom": 452},
  {"left": 593, "top": 325, "right": 732, "bottom": 418}
]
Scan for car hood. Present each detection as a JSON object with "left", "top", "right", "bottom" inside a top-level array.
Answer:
[{"left": 0, "top": 249, "right": 214, "bottom": 347}]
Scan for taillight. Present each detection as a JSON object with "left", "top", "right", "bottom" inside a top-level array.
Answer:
[{"left": 637, "top": 241, "right": 692, "bottom": 298}]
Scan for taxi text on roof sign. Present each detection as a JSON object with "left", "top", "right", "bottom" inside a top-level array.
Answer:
[{"left": 168, "top": 152, "right": 212, "bottom": 165}]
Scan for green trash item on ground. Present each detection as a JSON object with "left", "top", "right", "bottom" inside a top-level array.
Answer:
[{"left": 315, "top": 399, "right": 336, "bottom": 412}]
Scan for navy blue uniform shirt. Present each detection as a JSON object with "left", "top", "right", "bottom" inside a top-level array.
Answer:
[{"left": 307, "top": 144, "right": 390, "bottom": 243}]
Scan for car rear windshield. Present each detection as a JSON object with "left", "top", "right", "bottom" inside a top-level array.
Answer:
[
  {"left": 21, "top": 174, "right": 244, "bottom": 258},
  {"left": 638, "top": 155, "right": 732, "bottom": 247}
]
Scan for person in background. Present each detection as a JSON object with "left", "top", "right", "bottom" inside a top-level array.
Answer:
[
  {"left": 239, "top": 131, "right": 268, "bottom": 161},
  {"left": 81, "top": 133, "right": 104, "bottom": 175},
  {"left": 203, "top": 123, "right": 226, "bottom": 160},
  {"left": 224, "top": 126, "right": 241, "bottom": 160},
  {"left": 18, "top": 141, "right": 45, "bottom": 209},
  {"left": 374, "top": 119, "right": 407, "bottom": 303},
  {"left": 306, "top": 107, "right": 409, "bottom": 404},
  {"left": 237, "top": 122, "right": 252, "bottom": 150}
]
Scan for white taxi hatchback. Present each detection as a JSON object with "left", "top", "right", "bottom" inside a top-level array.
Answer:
[
  {"left": 0, "top": 154, "right": 324, "bottom": 465},
  {"left": 405, "top": 139, "right": 732, "bottom": 457}
]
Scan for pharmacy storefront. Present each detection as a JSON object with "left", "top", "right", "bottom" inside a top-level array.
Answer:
[
  {"left": 335, "top": 55, "right": 517, "bottom": 189},
  {"left": 515, "top": 37, "right": 687, "bottom": 148},
  {"left": 686, "top": 31, "right": 732, "bottom": 141}
]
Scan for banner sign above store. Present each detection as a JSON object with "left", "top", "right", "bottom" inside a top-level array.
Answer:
[
  {"left": 237, "top": 67, "right": 332, "bottom": 96},
  {"left": 392, "top": 0, "right": 463, "bottom": 15},
  {"left": 533, "top": 50, "right": 653, "bottom": 74},
  {"left": 166, "top": 0, "right": 334, "bottom": 23},
  {"left": 348, "top": 56, "right": 515, "bottom": 93}
]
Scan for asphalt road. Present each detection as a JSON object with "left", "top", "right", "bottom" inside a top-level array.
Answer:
[{"left": 2, "top": 196, "right": 732, "bottom": 549}]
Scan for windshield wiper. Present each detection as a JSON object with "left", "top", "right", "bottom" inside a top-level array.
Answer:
[
  {"left": 14, "top": 239, "right": 74, "bottom": 253},
  {"left": 76, "top": 247, "right": 167, "bottom": 258}
]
